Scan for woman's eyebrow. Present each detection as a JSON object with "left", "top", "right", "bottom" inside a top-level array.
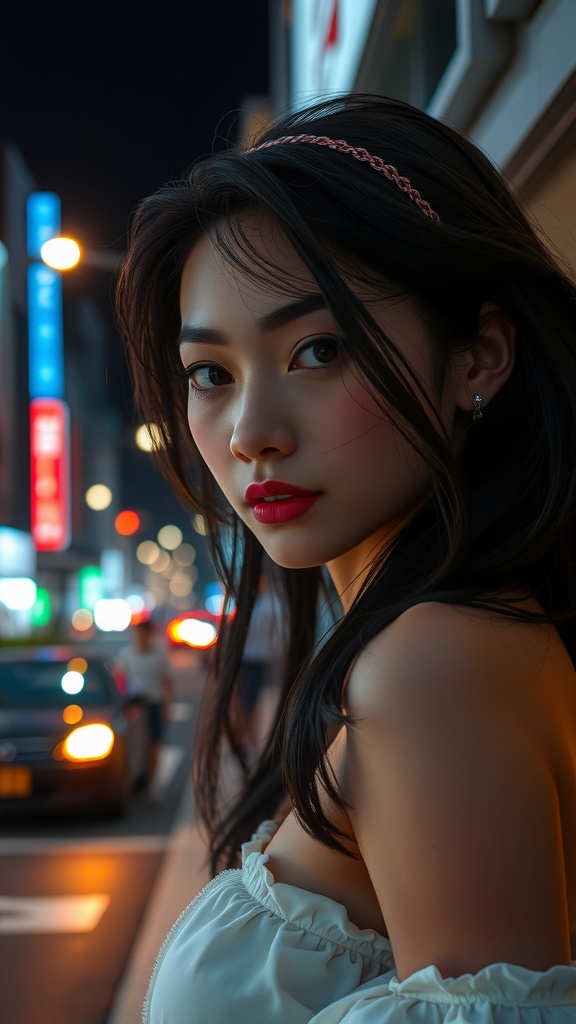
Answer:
[
  {"left": 178, "top": 293, "right": 328, "bottom": 347},
  {"left": 256, "top": 293, "right": 327, "bottom": 332},
  {"left": 178, "top": 325, "right": 225, "bottom": 347}
]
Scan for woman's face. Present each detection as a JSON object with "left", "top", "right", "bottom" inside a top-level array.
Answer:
[{"left": 178, "top": 217, "right": 461, "bottom": 594}]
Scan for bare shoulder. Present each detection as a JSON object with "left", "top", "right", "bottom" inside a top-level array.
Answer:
[
  {"left": 340, "top": 600, "right": 576, "bottom": 977},
  {"left": 345, "top": 599, "right": 571, "bottom": 723}
]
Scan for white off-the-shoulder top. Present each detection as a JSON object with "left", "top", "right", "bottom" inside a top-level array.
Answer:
[{"left": 144, "top": 821, "right": 576, "bottom": 1023}]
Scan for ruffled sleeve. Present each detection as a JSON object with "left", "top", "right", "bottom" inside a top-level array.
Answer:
[
  {"left": 308, "top": 962, "right": 576, "bottom": 1023},
  {"left": 241, "top": 818, "right": 280, "bottom": 858}
]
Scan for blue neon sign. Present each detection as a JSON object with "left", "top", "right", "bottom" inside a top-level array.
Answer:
[
  {"left": 26, "top": 193, "right": 61, "bottom": 260},
  {"left": 27, "top": 264, "right": 64, "bottom": 398}
]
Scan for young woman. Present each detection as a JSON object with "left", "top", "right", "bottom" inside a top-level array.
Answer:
[{"left": 116, "top": 93, "right": 576, "bottom": 1022}]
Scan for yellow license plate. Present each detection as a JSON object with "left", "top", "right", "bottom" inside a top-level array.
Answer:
[{"left": 0, "top": 766, "right": 32, "bottom": 798}]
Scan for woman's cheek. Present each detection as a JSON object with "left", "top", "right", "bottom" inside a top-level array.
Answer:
[
  {"left": 188, "top": 410, "right": 230, "bottom": 477},
  {"left": 321, "top": 389, "right": 387, "bottom": 452}
]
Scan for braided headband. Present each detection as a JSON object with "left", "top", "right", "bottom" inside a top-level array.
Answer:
[{"left": 247, "top": 134, "right": 440, "bottom": 223}]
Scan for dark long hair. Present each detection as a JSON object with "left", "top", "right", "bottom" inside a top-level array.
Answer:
[{"left": 116, "top": 93, "right": 576, "bottom": 872}]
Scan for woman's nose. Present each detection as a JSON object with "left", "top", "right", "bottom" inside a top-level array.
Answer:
[{"left": 229, "top": 391, "right": 296, "bottom": 463}]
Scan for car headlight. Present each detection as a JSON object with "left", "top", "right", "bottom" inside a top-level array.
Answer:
[{"left": 57, "top": 724, "right": 115, "bottom": 762}]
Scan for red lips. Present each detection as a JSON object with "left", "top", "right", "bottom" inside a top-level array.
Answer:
[
  {"left": 245, "top": 481, "right": 321, "bottom": 525},
  {"left": 245, "top": 480, "right": 319, "bottom": 504}
]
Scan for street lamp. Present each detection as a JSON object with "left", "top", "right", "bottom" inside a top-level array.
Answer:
[{"left": 40, "top": 235, "right": 124, "bottom": 273}]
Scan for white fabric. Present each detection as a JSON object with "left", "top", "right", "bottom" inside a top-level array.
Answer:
[
  {"left": 116, "top": 643, "right": 168, "bottom": 700},
  {"left": 145, "top": 820, "right": 393, "bottom": 1023},
  {"left": 308, "top": 964, "right": 576, "bottom": 1023},
  {"left": 144, "top": 821, "right": 576, "bottom": 1023}
]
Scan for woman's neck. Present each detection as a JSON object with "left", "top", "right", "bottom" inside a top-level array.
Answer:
[{"left": 326, "top": 508, "right": 420, "bottom": 612}]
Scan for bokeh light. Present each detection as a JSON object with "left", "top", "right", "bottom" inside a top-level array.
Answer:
[
  {"left": 173, "top": 543, "right": 196, "bottom": 566},
  {"left": 31, "top": 587, "right": 52, "bottom": 627},
  {"left": 157, "top": 524, "right": 183, "bottom": 550},
  {"left": 167, "top": 616, "right": 218, "bottom": 649},
  {"left": 94, "top": 598, "right": 131, "bottom": 632},
  {"left": 135, "top": 423, "right": 163, "bottom": 452},
  {"left": 206, "top": 592, "right": 225, "bottom": 615},
  {"left": 136, "top": 540, "right": 160, "bottom": 564},
  {"left": 125, "top": 593, "right": 145, "bottom": 614},
  {"left": 169, "top": 574, "right": 193, "bottom": 596},
  {"left": 63, "top": 704, "right": 83, "bottom": 725},
  {"left": 71, "top": 608, "right": 93, "bottom": 631},
  {"left": 148, "top": 550, "right": 171, "bottom": 573},
  {"left": 85, "top": 484, "right": 112, "bottom": 511},
  {"left": 0, "top": 577, "right": 37, "bottom": 611},
  {"left": 115, "top": 510, "right": 140, "bottom": 536},
  {"left": 61, "top": 670, "right": 85, "bottom": 695},
  {"left": 68, "top": 657, "right": 88, "bottom": 674},
  {"left": 193, "top": 514, "right": 208, "bottom": 536}
]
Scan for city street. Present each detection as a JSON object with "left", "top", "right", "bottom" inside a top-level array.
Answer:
[{"left": 0, "top": 647, "right": 205, "bottom": 1024}]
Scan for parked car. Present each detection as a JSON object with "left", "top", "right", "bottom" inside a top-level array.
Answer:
[{"left": 0, "top": 645, "right": 149, "bottom": 817}]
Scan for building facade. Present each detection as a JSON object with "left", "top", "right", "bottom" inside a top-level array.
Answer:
[{"left": 270, "top": 0, "right": 576, "bottom": 274}]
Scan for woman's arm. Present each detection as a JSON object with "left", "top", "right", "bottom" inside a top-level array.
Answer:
[{"left": 341, "top": 601, "right": 571, "bottom": 982}]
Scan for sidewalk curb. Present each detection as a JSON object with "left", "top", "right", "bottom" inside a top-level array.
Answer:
[{"left": 108, "top": 782, "right": 209, "bottom": 1024}]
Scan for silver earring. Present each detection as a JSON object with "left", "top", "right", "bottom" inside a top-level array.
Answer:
[{"left": 472, "top": 393, "right": 483, "bottom": 422}]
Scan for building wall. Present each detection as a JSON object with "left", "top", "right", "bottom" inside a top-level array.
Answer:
[
  {"left": 523, "top": 139, "right": 576, "bottom": 276},
  {"left": 467, "top": 0, "right": 576, "bottom": 172},
  {"left": 279, "top": 0, "right": 576, "bottom": 275}
]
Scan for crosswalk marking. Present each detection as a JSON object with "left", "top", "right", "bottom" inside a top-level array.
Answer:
[{"left": 0, "top": 894, "right": 110, "bottom": 933}]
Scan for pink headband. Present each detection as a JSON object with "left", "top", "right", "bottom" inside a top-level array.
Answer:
[{"left": 247, "top": 133, "right": 440, "bottom": 223}]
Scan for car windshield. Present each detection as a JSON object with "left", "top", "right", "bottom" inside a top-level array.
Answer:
[{"left": 0, "top": 660, "right": 112, "bottom": 708}]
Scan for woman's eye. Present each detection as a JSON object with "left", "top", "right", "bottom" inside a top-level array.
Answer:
[
  {"left": 291, "top": 337, "right": 343, "bottom": 369},
  {"left": 184, "top": 363, "right": 233, "bottom": 391}
]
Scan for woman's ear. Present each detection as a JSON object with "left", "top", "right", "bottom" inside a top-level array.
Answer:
[{"left": 453, "top": 302, "right": 516, "bottom": 413}]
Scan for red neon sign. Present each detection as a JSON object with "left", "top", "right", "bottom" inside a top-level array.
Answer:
[{"left": 30, "top": 398, "right": 71, "bottom": 552}]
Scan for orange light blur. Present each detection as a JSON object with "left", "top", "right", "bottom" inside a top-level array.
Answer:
[
  {"left": 63, "top": 704, "right": 83, "bottom": 725},
  {"left": 68, "top": 657, "right": 88, "bottom": 673},
  {"left": 167, "top": 613, "right": 219, "bottom": 649},
  {"left": 114, "top": 510, "right": 140, "bottom": 536},
  {"left": 60, "top": 724, "right": 114, "bottom": 761}
]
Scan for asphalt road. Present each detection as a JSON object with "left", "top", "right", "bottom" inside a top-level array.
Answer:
[{"left": 0, "top": 647, "right": 205, "bottom": 1024}]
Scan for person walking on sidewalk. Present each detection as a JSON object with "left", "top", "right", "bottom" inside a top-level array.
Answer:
[{"left": 115, "top": 619, "right": 172, "bottom": 803}]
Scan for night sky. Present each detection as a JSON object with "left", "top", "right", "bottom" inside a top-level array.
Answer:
[
  {"left": 1, "top": 0, "right": 270, "bottom": 418},
  {"left": 1, "top": 1, "right": 270, "bottom": 538},
  {"left": 2, "top": 0, "right": 270, "bottom": 248}
]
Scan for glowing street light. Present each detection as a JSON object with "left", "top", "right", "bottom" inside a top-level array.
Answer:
[
  {"left": 40, "top": 235, "right": 124, "bottom": 273},
  {"left": 40, "top": 236, "right": 81, "bottom": 270}
]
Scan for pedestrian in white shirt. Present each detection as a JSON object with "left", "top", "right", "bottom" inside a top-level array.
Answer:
[{"left": 115, "top": 619, "right": 172, "bottom": 803}]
